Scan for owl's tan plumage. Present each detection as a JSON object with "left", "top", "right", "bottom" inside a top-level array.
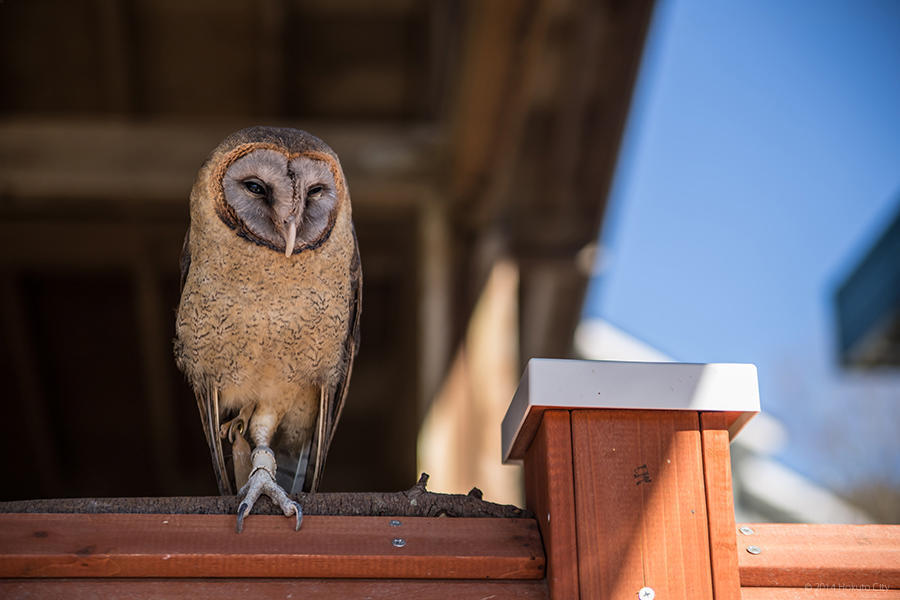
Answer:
[{"left": 174, "top": 127, "right": 360, "bottom": 530}]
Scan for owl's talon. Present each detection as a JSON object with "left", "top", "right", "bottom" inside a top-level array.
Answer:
[
  {"left": 292, "top": 501, "right": 303, "bottom": 531},
  {"left": 236, "top": 502, "right": 249, "bottom": 533},
  {"left": 233, "top": 450, "right": 300, "bottom": 533}
]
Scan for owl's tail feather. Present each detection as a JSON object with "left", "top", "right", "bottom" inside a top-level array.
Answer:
[
  {"left": 270, "top": 428, "right": 312, "bottom": 494},
  {"left": 278, "top": 386, "right": 327, "bottom": 494},
  {"left": 310, "top": 385, "right": 329, "bottom": 490},
  {"left": 286, "top": 440, "right": 312, "bottom": 494}
]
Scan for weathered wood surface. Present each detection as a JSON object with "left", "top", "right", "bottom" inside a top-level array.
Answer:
[
  {"left": 737, "top": 523, "right": 900, "bottom": 589},
  {"left": 524, "top": 410, "right": 579, "bottom": 598},
  {"left": 0, "top": 578, "right": 550, "bottom": 600},
  {"left": 741, "top": 587, "right": 900, "bottom": 599},
  {"left": 702, "top": 411, "right": 743, "bottom": 600},
  {"left": 0, "top": 473, "right": 529, "bottom": 519},
  {"left": 0, "top": 513, "right": 544, "bottom": 580},
  {"left": 571, "top": 409, "right": 713, "bottom": 600}
]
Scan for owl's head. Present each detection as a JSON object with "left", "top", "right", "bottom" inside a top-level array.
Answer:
[{"left": 201, "top": 127, "right": 349, "bottom": 257}]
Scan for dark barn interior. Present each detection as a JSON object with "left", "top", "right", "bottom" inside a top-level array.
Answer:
[{"left": 0, "top": 0, "right": 652, "bottom": 500}]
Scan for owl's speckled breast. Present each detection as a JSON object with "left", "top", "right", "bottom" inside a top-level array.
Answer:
[{"left": 175, "top": 201, "right": 355, "bottom": 396}]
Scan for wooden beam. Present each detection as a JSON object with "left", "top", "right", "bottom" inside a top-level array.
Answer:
[
  {"left": 450, "top": 0, "right": 655, "bottom": 360},
  {"left": 577, "top": 0, "right": 655, "bottom": 222},
  {"left": 701, "top": 412, "right": 742, "bottom": 600},
  {"left": 523, "top": 410, "right": 580, "bottom": 598},
  {"left": 741, "top": 587, "right": 899, "bottom": 599},
  {"left": 449, "top": 0, "right": 529, "bottom": 212},
  {"left": 0, "top": 578, "right": 550, "bottom": 600},
  {"left": 0, "top": 221, "right": 184, "bottom": 269},
  {"left": 506, "top": 1, "right": 653, "bottom": 362},
  {"left": 0, "top": 119, "right": 439, "bottom": 206},
  {"left": 256, "top": 0, "right": 286, "bottom": 116},
  {"left": 426, "top": 0, "right": 461, "bottom": 119},
  {"left": 417, "top": 198, "right": 453, "bottom": 410},
  {"left": 571, "top": 409, "right": 713, "bottom": 600},
  {"left": 448, "top": 0, "right": 654, "bottom": 243},
  {"left": 0, "top": 513, "right": 544, "bottom": 580},
  {"left": 737, "top": 523, "right": 900, "bottom": 589},
  {"left": 518, "top": 258, "right": 586, "bottom": 362},
  {"left": 508, "top": 0, "right": 655, "bottom": 251},
  {"left": 450, "top": 0, "right": 555, "bottom": 228},
  {"left": 94, "top": 0, "right": 136, "bottom": 113},
  {"left": 508, "top": 1, "right": 604, "bottom": 250}
]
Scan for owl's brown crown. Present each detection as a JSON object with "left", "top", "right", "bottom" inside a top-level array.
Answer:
[{"left": 213, "top": 126, "right": 339, "bottom": 163}]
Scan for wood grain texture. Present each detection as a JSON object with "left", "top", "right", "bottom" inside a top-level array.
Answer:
[
  {"left": 523, "top": 410, "right": 580, "bottom": 599},
  {"left": 0, "top": 514, "right": 544, "bottom": 580},
  {"left": 572, "top": 409, "right": 714, "bottom": 600},
  {"left": 0, "top": 578, "right": 550, "bottom": 600},
  {"left": 702, "top": 412, "right": 742, "bottom": 600},
  {"left": 737, "top": 523, "right": 900, "bottom": 589},
  {"left": 741, "top": 586, "right": 900, "bottom": 599},
  {"left": 509, "top": 405, "right": 549, "bottom": 461}
]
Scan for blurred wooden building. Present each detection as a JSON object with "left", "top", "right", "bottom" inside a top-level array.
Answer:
[{"left": 0, "top": 0, "right": 652, "bottom": 501}]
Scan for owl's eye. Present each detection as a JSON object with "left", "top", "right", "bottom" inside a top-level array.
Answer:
[
  {"left": 242, "top": 179, "right": 267, "bottom": 196},
  {"left": 307, "top": 185, "right": 324, "bottom": 197}
]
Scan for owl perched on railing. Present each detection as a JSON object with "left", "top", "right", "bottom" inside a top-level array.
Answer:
[{"left": 175, "top": 127, "right": 361, "bottom": 532}]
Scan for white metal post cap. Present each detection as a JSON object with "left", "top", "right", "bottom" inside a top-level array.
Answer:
[{"left": 501, "top": 359, "right": 760, "bottom": 463}]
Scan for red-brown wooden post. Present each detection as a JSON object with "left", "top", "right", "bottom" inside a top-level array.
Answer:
[{"left": 503, "top": 359, "right": 759, "bottom": 599}]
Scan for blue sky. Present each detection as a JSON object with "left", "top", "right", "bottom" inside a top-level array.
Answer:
[{"left": 583, "top": 0, "right": 900, "bottom": 493}]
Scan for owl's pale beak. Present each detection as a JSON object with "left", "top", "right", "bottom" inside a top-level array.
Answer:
[{"left": 284, "top": 219, "right": 298, "bottom": 257}]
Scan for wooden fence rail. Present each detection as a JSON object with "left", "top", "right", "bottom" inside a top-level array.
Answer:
[{"left": 2, "top": 359, "right": 898, "bottom": 598}]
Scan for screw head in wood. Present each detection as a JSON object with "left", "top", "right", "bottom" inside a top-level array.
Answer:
[
  {"left": 638, "top": 587, "right": 655, "bottom": 600},
  {"left": 746, "top": 545, "right": 762, "bottom": 555},
  {"left": 389, "top": 519, "right": 402, "bottom": 527},
  {"left": 392, "top": 538, "right": 407, "bottom": 548},
  {"left": 739, "top": 526, "right": 754, "bottom": 535}
]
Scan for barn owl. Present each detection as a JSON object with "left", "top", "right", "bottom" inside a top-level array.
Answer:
[{"left": 174, "top": 126, "right": 361, "bottom": 532}]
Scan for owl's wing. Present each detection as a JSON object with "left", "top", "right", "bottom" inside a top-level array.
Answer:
[
  {"left": 179, "top": 228, "right": 234, "bottom": 495},
  {"left": 298, "top": 229, "right": 362, "bottom": 493},
  {"left": 196, "top": 382, "right": 234, "bottom": 495},
  {"left": 329, "top": 230, "right": 362, "bottom": 447},
  {"left": 179, "top": 230, "right": 191, "bottom": 292}
]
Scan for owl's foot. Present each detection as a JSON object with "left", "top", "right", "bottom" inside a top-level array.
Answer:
[{"left": 235, "top": 446, "right": 302, "bottom": 533}]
